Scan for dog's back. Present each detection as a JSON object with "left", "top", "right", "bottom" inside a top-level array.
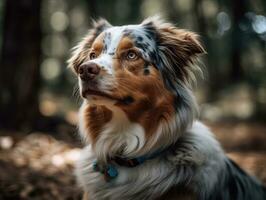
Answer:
[{"left": 207, "top": 159, "right": 266, "bottom": 200}]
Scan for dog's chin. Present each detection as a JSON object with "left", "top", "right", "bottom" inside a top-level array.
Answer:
[
  {"left": 81, "top": 87, "right": 135, "bottom": 106},
  {"left": 82, "top": 89, "right": 109, "bottom": 99},
  {"left": 81, "top": 89, "right": 118, "bottom": 104}
]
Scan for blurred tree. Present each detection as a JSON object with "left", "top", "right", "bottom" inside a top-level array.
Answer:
[
  {"left": 231, "top": 0, "right": 247, "bottom": 82},
  {"left": 87, "top": 0, "right": 98, "bottom": 19},
  {"left": 85, "top": 0, "right": 142, "bottom": 24},
  {"left": 0, "top": 0, "right": 41, "bottom": 130}
]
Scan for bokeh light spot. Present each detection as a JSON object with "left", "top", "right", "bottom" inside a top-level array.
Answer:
[
  {"left": 50, "top": 11, "right": 69, "bottom": 32},
  {"left": 217, "top": 12, "right": 231, "bottom": 36},
  {"left": 41, "top": 58, "right": 61, "bottom": 80},
  {"left": 252, "top": 15, "right": 266, "bottom": 34}
]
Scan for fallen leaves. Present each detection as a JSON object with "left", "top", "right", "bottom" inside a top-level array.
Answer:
[{"left": 0, "top": 122, "right": 265, "bottom": 199}]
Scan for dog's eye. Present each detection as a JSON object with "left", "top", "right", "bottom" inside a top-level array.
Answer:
[
  {"left": 126, "top": 51, "right": 138, "bottom": 60},
  {"left": 89, "top": 52, "right": 97, "bottom": 60}
]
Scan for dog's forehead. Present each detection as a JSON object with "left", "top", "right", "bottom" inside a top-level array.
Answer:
[{"left": 101, "top": 25, "right": 156, "bottom": 55}]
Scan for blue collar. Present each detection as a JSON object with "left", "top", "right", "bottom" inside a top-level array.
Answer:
[{"left": 92, "top": 148, "right": 168, "bottom": 181}]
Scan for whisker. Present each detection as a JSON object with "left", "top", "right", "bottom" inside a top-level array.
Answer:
[{"left": 72, "top": 84, "right": 82, "bottom": 103}]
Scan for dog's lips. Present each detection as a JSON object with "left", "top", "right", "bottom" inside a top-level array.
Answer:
[
  {"left": 82, "top": 89, "right": 134, "bottom": 105},
  {"left": 79, "top": 80, "right": 113, "bottom": 99},
  {"left": 80, "top": 80, "right": 133, "bottom": 103},
  {"left": 82, "top": 89, "right": 117, "bottom": 100}
]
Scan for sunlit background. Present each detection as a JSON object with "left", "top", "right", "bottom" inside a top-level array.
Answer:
[
  {"left": 0, "top": 0, "right": 265, "bottom": 199},
  {"left": 41, "top": 0, "right": 266, "bottom": 123},
  {"left": 1, "top": 0, "right": 266, "bottom": 127}
]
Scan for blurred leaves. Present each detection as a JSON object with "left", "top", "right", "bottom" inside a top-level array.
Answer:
[
  {"left": 0, "top": 122, "right": 265, "bottom": 199},
  {"left": 0, "top": 131, "right": 81, "bottom": 200}
]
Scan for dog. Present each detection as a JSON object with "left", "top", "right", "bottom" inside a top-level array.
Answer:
[{"left": 68, "top": 17, "right": 266, "bottom": 200}]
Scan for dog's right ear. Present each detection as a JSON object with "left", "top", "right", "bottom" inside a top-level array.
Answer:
[
  {"left": 68, "top": 19, "right": 112, "bottom": 73},
  {"left": 141, "top": 16, "right": 205, "bottom": 90}
]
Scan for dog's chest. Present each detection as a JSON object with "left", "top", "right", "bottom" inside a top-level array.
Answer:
[
  {"left": 76, "top": 148, "right": 197, "bottom": 200},
  {"left": 79, "top": 169, "right": 196, "bottom": 200}
]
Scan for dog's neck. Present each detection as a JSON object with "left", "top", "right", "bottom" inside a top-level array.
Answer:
[
  {"left": 76, "top": 121, "right": 227, "bottom": 200},
  {"left": 92, "top": 145, "right": 170, "bottom": 181},
  {"left": 78, "top": 100, "right": 188, "bottom": 164},
  {"left": 79, "top": 101, "right": 146, "bottom": 161}
]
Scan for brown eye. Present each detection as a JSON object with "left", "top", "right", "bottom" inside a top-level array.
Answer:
[
  {"left": 126, "top": 51, "right": 138, "bottom": 60},
  {"left": 90, "top": 52, "right": 97, "bottom": 60}
]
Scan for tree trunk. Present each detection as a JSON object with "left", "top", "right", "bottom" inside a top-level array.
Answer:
[
  {"left": 87, "top": 0, "right": 98, "bottom": 19},
  {"left": 0, "top": 0, "right": 41, "bottom": 130},
  {"left": 194, "top": 0, "right": 219, "bottom": 100},
  {"left": 231, "top": 0, "right": 247, "bottom": 82}
]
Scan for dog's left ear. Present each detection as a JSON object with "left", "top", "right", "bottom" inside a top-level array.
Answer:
[
  {"left": 68, "top": 19, "right": 112, "bottom": 73},
  {"left": 142, "top": 17, "right": 206, "bottom": 88}
]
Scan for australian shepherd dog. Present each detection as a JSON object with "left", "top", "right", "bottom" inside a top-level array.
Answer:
[{"left": 68, "top": 17, "right": 266, "bottom": 200}]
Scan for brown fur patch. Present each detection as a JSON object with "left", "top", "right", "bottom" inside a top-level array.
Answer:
[
  {"left": 91, "top": 33, "right": 105, "bottom": 55},
  {"left": 116, "top": 37, "right": 134, "bottom": 52},
  {"left": 83, "top": 104, "right": 113, "bottom": 144},
  {"left": 115, "top": 83, "right": 175, "bottom": 138},
  {"left": 112, "top": 60, "right": 175, "bottom": 138},
  {"left": 88, "top": 35, "right": 177, "bottom": 139}
]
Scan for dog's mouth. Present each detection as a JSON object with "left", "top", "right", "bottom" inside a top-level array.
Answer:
[
  {"left": 82, "top": 89, "right": 116, "bottom": 100},
  {"left": 79, "top": 79, "right": 134, "bottom": 104},
  {"left": 82, "top": 89, "right": 134, "bottom": 105}
]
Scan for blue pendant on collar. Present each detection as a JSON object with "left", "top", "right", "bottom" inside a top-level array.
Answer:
[
  {"left": 92, "top": 148, "right": 167, "bottom": 181},
  {"left": 93, "top": 160, "right": 118, "bottom": 181}
]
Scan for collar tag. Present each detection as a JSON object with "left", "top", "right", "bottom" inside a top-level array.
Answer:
[
  {"left": 93, "top": 161, "right": 118, "bottom": 181},
  {"left": 92, "top": 148, "right": 166, "bottom": 181}
]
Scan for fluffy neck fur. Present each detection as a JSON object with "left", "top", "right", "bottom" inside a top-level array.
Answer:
[
  {"left": 78, "top": 85, "right": 197, "bottom": 164},
  {"left": 76, "top": 121, "right": 226, "bottom": 200}
]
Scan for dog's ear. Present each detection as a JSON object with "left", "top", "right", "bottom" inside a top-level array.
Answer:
[
  {"left": 68, "top": 19, "right": 112, "bottom": 73},
  {"left": 142, "top": 16, "right": 205, "bottom": 89}
]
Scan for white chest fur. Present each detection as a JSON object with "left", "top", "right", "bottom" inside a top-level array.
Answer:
[{"left": 75, "top": 121, "right": 226, "bottom": 200}]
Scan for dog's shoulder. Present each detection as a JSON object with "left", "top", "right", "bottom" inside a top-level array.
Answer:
[
  {"left": 167, "top": 121, "right": 225, "bottom": 168},
  {"left": 209, "top": 158, "right": 266, "bottom": 200}
]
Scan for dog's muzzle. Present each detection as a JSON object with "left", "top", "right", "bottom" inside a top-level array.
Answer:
[
  {"left": 78, "top": 62, "right": 103, "bottom": 97},
  {"left": 78, "top": 62, "right": 100, "bottom": 81}
]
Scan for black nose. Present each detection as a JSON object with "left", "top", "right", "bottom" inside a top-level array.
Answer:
[{"left": 78, "top": 63, "right": 100, "bottom": 80}]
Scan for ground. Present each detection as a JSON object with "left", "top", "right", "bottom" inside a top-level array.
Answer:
[{"left": 0, "top": 122, "right": 265, "bottom": 200}]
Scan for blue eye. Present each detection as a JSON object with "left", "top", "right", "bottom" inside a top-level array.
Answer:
[{"left": 126, "top": 51, "right": 138, "bottom": 60}]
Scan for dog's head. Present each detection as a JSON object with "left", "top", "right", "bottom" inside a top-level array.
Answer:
[{"left": 69, "top": 17, "right": 205, "bottom": 160}]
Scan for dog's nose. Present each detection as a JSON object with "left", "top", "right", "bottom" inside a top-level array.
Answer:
[{"left": 78, "top": 63, "right": 100, "bottom": 80}]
